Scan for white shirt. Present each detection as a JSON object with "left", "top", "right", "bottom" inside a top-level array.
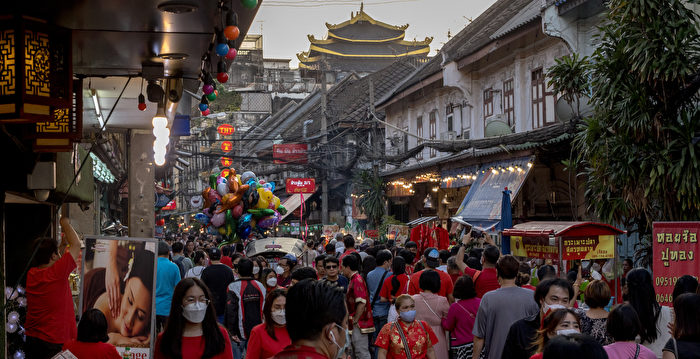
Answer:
[{"left": 185, "top": 265, "right": 205, "bottom": 279}]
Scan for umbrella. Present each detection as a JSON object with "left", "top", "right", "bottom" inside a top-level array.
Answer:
[{"left": 500, "top": 187, "right": 513, "bottom": 254}]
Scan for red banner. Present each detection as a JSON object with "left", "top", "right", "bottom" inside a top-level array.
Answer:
[
  {"left": 286, "top": 178, "right": 315, "bottom": 194},
  {"left": 652, "top": 222, "right": 699, "bottom": 306},
  {"left": 364, "top": 230, "right": 379, "bottom": 239},
  {"left": 221, "top": 141, "right": 233, "bottom": 152},
  {"left": 217, "top": 124, "right": 235, "bottom": 136},
  {"left": 273, "top": 144, "right": 308, "bottom": 164},
  {"left": 221, "top": 157, "right": 233, "bottom": 167}
]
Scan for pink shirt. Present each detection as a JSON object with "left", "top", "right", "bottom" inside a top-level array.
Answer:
[
  {"left": 442, "top": 298, "right": 480, "bottom": 346},
  {"left": 604, "top": 342, "right": 656, "bottom": 359}
]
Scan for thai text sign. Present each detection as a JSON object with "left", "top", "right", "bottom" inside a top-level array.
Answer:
[
  {"left": 511, "top": 236, "right": 559, "bottom": 260},
  {"left": 562, "top": 235, "right": 615, "bottom": 260},
  {"left": 652, "top": 222, "right": 699, "bottom": 306},
  {"left": 221, "top": 141, "right": 233, "bottom": 152},
  {"left": 217, "top": 124, "right": 235, "bottom": 136},
  {"left": 273, "top": 144, "right": 308, "bottom": 164},
  {"left": 286, "top": 178, "right": 315, "bottom": 194}
]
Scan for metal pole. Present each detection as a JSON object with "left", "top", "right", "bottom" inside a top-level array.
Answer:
[{"left": 321, "top": 57, "right": 329, "bottom": 225}]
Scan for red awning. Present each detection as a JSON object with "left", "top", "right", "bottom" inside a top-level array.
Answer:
[{"left": 502, "top": 221, "right": 625, "bottom": 237}]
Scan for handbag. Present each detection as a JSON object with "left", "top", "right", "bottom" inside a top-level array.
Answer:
[{"left": 394, "top": 320, "right": 431, "bottom": 359}]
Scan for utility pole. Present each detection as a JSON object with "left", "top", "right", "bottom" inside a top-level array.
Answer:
[{"left": 320, "top": 56, "right": 329, "bottom": 225}]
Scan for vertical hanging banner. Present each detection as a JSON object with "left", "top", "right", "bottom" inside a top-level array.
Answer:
[
  {"left": 79, "top": 236, "right": 158, "bottom": 358},
  {"left": 652, "top": 222, "right": 699, "bottom": 306},
  {"left": 273, "top": 144, "right": 308, "bottom": 164}
]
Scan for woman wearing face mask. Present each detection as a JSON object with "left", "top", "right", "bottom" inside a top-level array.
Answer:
[
  {"left": 155, "top": 278, "right": 233, "bottom": 359},
  {"left": 274, "top": 279, "right": 349, "bottom": 359},
  {"left": 375, "top": 294, "right": 438, "bottom": 359},
  {"left": 528, "top": 308, "right": 581, "bottom": 359},
  {"left": 261, "top": 268, "right": 280, "bottom": 292},
  {"left": 247, "top": 289, "right": 291, "bottom": 359}
]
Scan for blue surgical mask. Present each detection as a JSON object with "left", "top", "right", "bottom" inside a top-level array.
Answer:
[
  {"left": 399, "top": 310, "right": 416, "bottom": 322},
  {"left": 331, "top": 323, "right": 350, "bottom": 359}
]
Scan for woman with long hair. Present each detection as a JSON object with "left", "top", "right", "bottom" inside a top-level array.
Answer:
[
  {"left": 375, "top": 294, "right": 438, "bottom": 359},
  {"left": 380, "top": 256, "right": 409, "bottom": 322},
  {"left": 529, "top": 308, "right": 581, "bottom": 359},
  {"left": 604, "top": 304, "right": 656, "bottom": 359},
  {"left": 662, "top": 293, "right": 700, "bottom": 359},
  {"left": 155, "top": 278, "right": 232, "bottom": 359},
  {"left": 442, "top": 276, "right": 480, "bottom": 359},
  {"left": 626, "top": 268, "right": 673, "bottom": 358},
  {"left": 247, "top": 289, "right": 291, "bottom": 359},
  {"left": 261, "top": 268, "right": 280, "bottom": 293},
  {"left": 186, "top": 250, "right": 209, "bottom": 279}
]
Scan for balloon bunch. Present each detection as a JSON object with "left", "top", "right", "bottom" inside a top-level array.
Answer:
[{"left": 194, "top": 168, "right": 287, "bottom": 243}]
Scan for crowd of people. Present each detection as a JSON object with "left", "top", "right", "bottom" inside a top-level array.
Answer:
[{"left": 22, "top": 218, "right": 700, "bottom": 359}]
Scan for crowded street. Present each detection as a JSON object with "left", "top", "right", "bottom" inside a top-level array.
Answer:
[{"left": 1, "top": 0, "right": 699, "bottom": 359}]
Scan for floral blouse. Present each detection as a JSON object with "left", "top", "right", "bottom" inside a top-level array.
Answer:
[
  {"left": 375, "top": 320, "right": 439, "bottom": 359},
  {"left": 575, "top": 308, "right": 613, "bottom": 346}
]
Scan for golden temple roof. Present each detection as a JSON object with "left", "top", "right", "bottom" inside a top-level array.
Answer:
[{"left": 325, "top": 7, "right": 408, "bottom": 31}]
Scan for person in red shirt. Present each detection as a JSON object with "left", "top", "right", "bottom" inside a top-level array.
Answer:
[
  {"left": 342, "top": 253, "right": 374, "bottom": 359},
  {"left": 380, "top": 257, "right": 409, "bottom": 304},
  {"left": 455, "top": 234, "right": 501, "bottom": 298},
  {"left": 339, "top": 235, "right": 358, "bottom": 260},
  {"left": 407, "top": 248, "right": 455, "bottom": 303},
  {"left": 63, "top": 309, "right": 121, "bottom": 359},
  {"left": 375, "top": 294, "right": 438, "bottom": 359},
  {"left": 247, "top": 289, "right": 291, "bottom": 359},
  {"left": 275, "top": 279, "right": 349, "bottom": 359},
  {"left": 25, "top": 216, "right": 81, "bottom": 359},
  {"left": 155, "top": 277, "right": 233, "bottom": 359}
]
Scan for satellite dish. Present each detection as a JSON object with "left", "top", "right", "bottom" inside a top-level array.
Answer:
[{"left": 555, "top": 95, "right": 594, "bottom": 121}]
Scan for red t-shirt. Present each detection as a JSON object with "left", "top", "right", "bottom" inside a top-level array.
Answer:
[
  {"left": 155, "top": 326, "right": 233, "bottom": 359},
  {"left": 221, "top": 256, "right": 234, "bottom": 268},
  {"left": 25, "top": 251, "right": 78, "bottom": 344},
  {"left": 274, "top": 345, "right": 329, "bottom": 359},
  {"left": 463, "top": 267, "right": 500, "bottom": 298},
  {"left": 62, "top": 340, "right": 121, "bottom": 359},
  {"left": 246, "top": 324, "right": 291, "bottom": 359},
  {"left": 380, "top": 274, "right": 409, "bottom": 302},
  {"left": 522, "top": 284, "right": 536, "bottom": 291},
  {"left": 407, "top": 269, "right": 454, "bottom": 298}
]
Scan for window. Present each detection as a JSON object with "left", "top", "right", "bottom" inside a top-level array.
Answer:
[
  {"left": 446, "top": 105, "right": 454, "bottom": 132},
  {"left": 403, "top": 126, "right": 409, "bottom": 154},
  {"left": 483, "top": 88, "right": 494, "bottom": 119},
  {"left": 416, "top": 116, "right": 423, "bottom": 160},
  {"left": 532, "top": 69, "right": 545, "bottom": 128},
  {"left": 503, "top": 79, "right": 515, "bottom": 129},
  {"left": 429, "top": 110, "right": 437, "bottom": 158}
]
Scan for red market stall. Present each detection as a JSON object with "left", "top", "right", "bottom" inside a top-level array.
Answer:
[{"left": 503, "top": 221, "right": 626, "bottom": 299}]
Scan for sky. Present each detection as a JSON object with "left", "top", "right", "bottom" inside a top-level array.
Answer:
[{"left": 253, "top": 0, "right": 499, "bottom": 68}]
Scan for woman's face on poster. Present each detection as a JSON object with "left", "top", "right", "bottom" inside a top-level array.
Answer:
[{"left": 119, "top": 277, "right": 152, "bottom": 337}]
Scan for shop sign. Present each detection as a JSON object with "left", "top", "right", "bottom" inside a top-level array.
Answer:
[
  {"left": 387, "top": 225, "right": 409, "bottom": 243},
  {"left": 221, "top": 141, "right": 233, "bottom": 152},
  {"left": 286, "top": 178, "right": 315, "bottom": 194},
  {"left": 652, "top": 222, "right": 699, "bottom": 306},
  {"left": 79, "top": 236, "right": 157, "bottom": 358},
  {"left": 161, "top": 199, "right": 176, "bottom": 211},
  {"left": 217, "top": 124, "right": 235, "bottom": 136},
  {"left": 562, "top": 235, "right": 615, "bottom": 260},
  {"left": 221, "top": 157, "right": 233, "bottom": 167},
  {"left": 510, "top": 236, "right": 559, "bottom": 260},
  {"left": 273, "top": 144, "right": 308, "bottom": 164}
]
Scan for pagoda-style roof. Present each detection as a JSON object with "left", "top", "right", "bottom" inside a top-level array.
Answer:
[{"left": 298, "top": 5, "right": 431, "bottom": 71}]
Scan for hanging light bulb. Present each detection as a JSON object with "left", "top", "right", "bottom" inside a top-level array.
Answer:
[
  {"left": 226, "top": 47, "right": 237, "bottom": 60},
  {"left": 224, "top": 10, "right": 240, "bottom": 40},
  {"left": 202, "top": 71, "right": 215, "bottom": 94},
  {"left": 199, "top": 96, "right": 209, "bottom": 112},
  {"left": 215, "top": 29, "right": 229, "bottom": 56},
  {"left": 201, "top": 108, "right": 211, "bottom": 116},
  {"left": 242, "top": 0, "right": 258, "bottom": 9},
  {"left": 207, "top": 89, "right": 218, "bottom": 102},
  {"left": 152, "top": 104, "right": 169, "bottom": 166},
  {"left": 217, "top": 59, "right": 229, "bottom": 83},
  {"left": 137, "top": 93, "right": 147, "bottom": 111}
]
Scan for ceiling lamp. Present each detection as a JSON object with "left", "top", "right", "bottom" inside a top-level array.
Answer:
[
  {"left": 157, "top": 1, "right": 198, "bottom": 14},
  {"left": 152, "top": 104, "right": 169, "bottom": 166}
]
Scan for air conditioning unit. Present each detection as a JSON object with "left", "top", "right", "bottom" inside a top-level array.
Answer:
[
  {"left": 440, "top": 131, "right": 457, "bottom": 141},
  {"left": 462, "top": 129, "right": 471, "bottom": 140}
]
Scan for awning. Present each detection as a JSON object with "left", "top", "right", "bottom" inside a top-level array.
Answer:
[
  {"left": 452, "top": 156, "right": 534, "bottom": 232},
  {"left": 502, "top": 221, "right": 626, "bottom": 237},
  {"left": 407, "top": 216, "right": 438, "bottom": 227},
  {"left": 279, "top": 193, "right": 314, "bottom": 221}
]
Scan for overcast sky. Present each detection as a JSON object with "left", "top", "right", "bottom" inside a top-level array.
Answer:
[{"left": 254, "top": 0, "right": 498, "bottom": 68}]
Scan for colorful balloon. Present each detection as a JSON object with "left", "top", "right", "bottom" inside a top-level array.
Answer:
[
  {"left": 195, "top": 213, "right": 210, "bottom": 224},
  {"left": 217, "top": 182, "right": 229, "bottom": 196},
  {"left": 232, "top": 204, "right": 243, "bottom": 218}
]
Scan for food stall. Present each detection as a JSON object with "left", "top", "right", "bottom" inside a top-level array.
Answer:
[
  {"left": 245, "top": 237, "right": 305, "bottom": 260},
  {"left": 503, "top": 221, "right": 626, "bottom": 300}
]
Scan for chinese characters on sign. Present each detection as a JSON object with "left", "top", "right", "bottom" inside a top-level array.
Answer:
[
  {"left": 217, "top": 124, "right": 235, "bottom": 136},
  {"left": 221, "top": 141, "right": 233, "bottom": 152},
  {"left": 286, "top": 178, "right": 315, "bottom": 194},
  {"left": 652, "top": 222, "right": 699, "bottom": 305},
  {"left": 273, "top": 144, "right": 308, "bottom": 164}
]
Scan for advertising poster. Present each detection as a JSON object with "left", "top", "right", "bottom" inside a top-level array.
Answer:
[
  {"left": 286, "top": 178, "right": 315, "bottom": 194},
  {"left": 652, "top": 222, "right": 699, "bottom": 306},
  {"left": 323, "top": 224, "right": 340, "bottom": 239},
  {"left": 562, "top": 235, "right": 615, "bottom": 260},
  {"left": 79, "top": 236, "right": 157, "bottom": 358},
  {"left": 387, "top": 225, "right": 409, "bottom": 243},
  {"left": 273, "top": 144, "right": 308, "bottom": 164},
  {"left": 510, "top": 236, "right": 559, "bottom": 260}
]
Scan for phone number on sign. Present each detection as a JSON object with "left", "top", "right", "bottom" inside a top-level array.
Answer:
[
  {"left": 655, "top": 275, "right": 699, "bottom": 287},
  {"left": 656, "top": 293, "right": 674, "bottom": 304}
]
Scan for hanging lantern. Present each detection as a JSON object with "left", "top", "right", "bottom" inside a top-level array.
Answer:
[
  {"left": 224, "top": 11, "right": 240, "bottom": 40},
  {"left": 207, "top": 90, "right": 218, "bottom": 102},
  {"left": 216, "top": 60, "right": 228, "bottom": 83},
  {"left": 201, "top": 109, "right": 210, "bottom": 116},
  {"left": 215, "top": 29, "right": 229, "bottom": 56},
  {"left": 198, "top": 96, "right": 209, "bottom": 112},
  {"left": 242, "top": 0, "right": 258, "bottom": 9},
  {"left": 138, "top": 93, "right": 147, "bottom": 111},
  {"left": 226, "top": 47, "right": 237, "bottom": 60}
]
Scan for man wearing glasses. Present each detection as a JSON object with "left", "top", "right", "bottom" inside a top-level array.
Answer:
[{"left": 320, "top": 256, "right": 349, "bottom": 293}]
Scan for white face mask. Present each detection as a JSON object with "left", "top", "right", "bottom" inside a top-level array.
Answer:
[
  {"left": 253, "top": 266, "right": 260, "bottom": 275},
  {"left": 556, "top": 328, "right": 580, "bottom": 336},
  {"left": 267, "top": 277, "right": 278, "bottom": 287},
  {"left": 275, "top": 266, "right": 284, "bottom": 275},
  {"left": 182, "top": 302, "right": 208, "bottom": 323},
  {"left": 542, "top": 303, "right": 567, "bottom": 316},
  {"left": 271, "top": 309, "right": 286, "bottom": 325}
]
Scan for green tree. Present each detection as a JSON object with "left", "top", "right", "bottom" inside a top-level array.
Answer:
[
  {"left": 549, "top": 0, "right": 700, "bottom": 261},
  {"left": 209, "top": 85, "right": 242, "bottom": 113},
  {"left": 353, "top": 170, "right": 386, "bottom": 229}
]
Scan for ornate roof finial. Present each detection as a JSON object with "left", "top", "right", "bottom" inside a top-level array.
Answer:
[{"left": 360, "top": 2, "right": 364, "bottom": 13}]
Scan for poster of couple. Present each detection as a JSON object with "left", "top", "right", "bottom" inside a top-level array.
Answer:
[{"left": 79, "top": 236, "right": 157, "bottom": 358}]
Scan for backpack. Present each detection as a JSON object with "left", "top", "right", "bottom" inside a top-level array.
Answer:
[{"left": 173, "top": 255, "right": 187, "bottom": 278}]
